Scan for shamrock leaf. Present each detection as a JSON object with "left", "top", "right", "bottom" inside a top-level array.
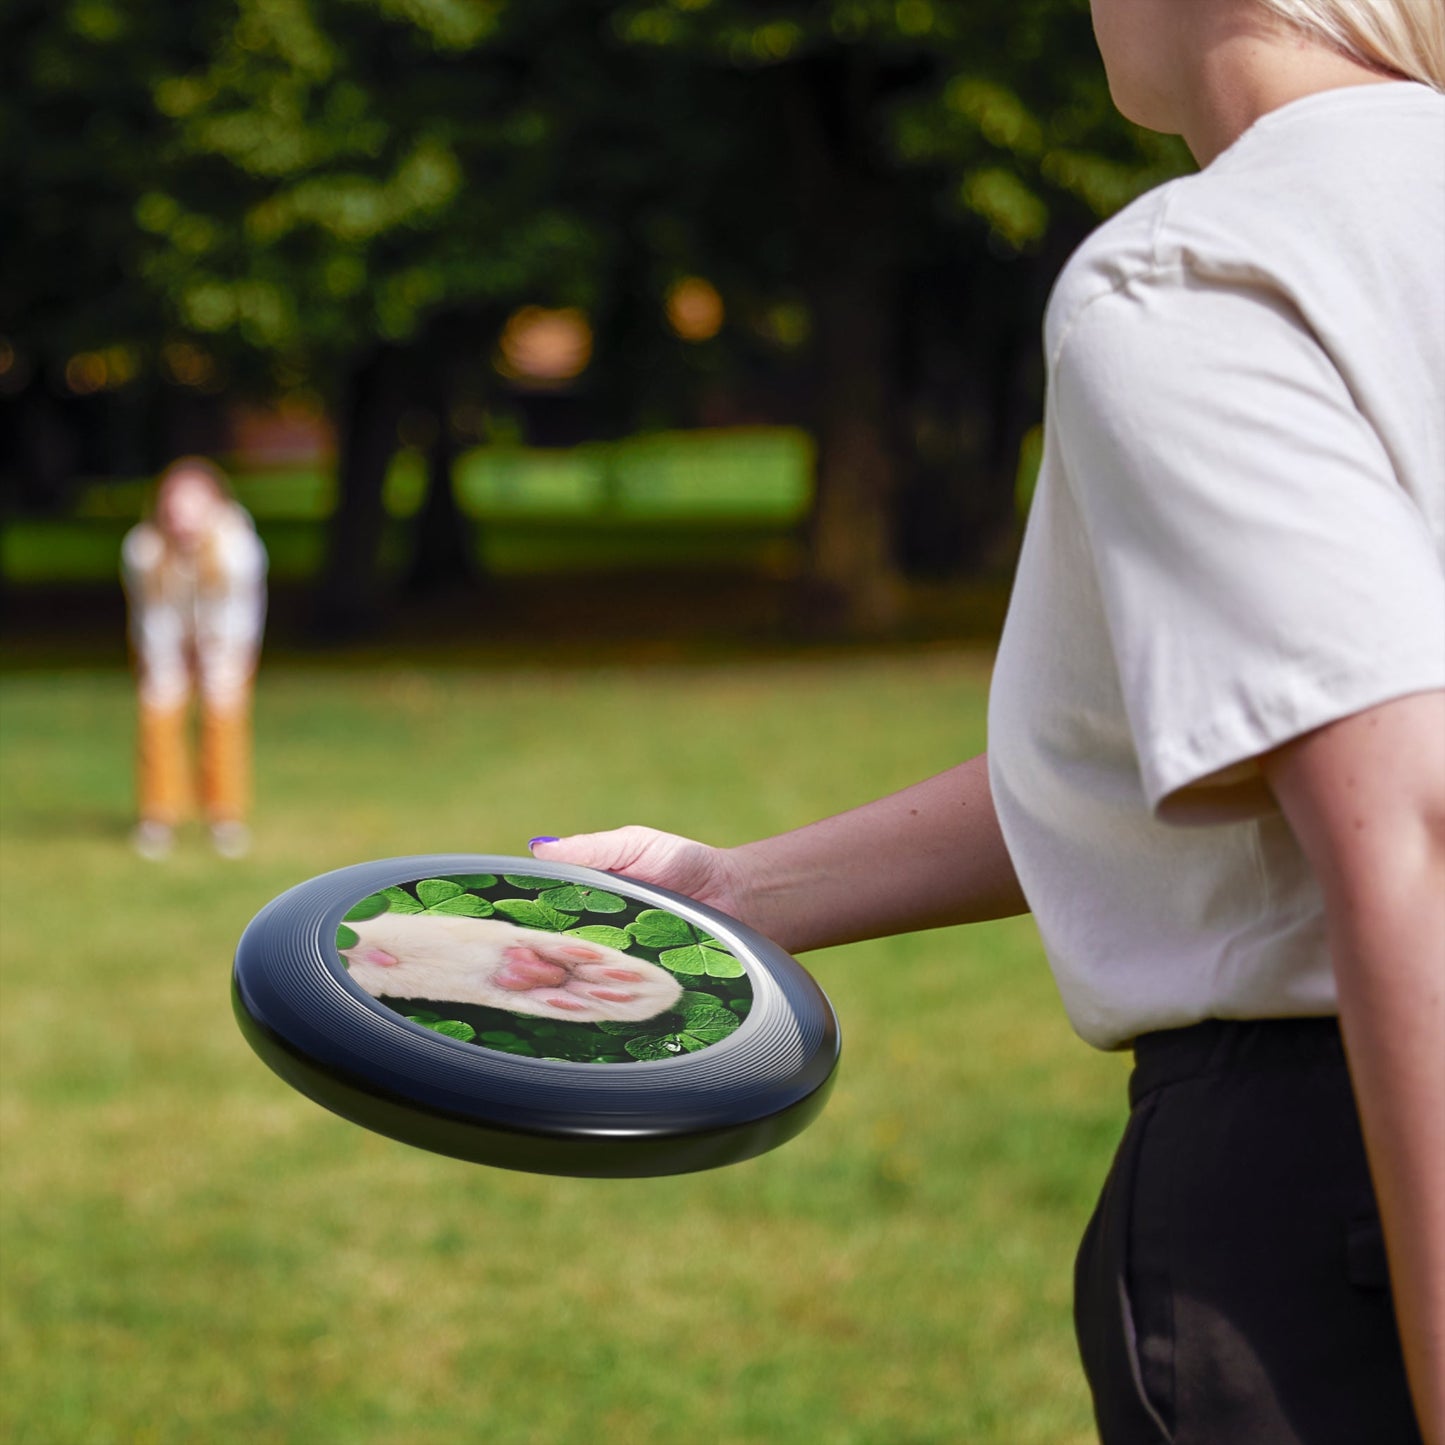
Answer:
[
  {"left": 597, "top": 1018, "right": 646, "bottom": 1037},
  {"left": 424, "top": 1019, "right": 477, "bottom": 1042},
  {"left": 493, "top": 898, "right": 574, "bottom": 932},
  {"left": 427, "top": 893, "right": 494, "bottom": 917},
  {"left": 445, "top": 874, "right": 497, "bottom": 889},
  {"left": 659, "top": 943, "right": 743, "bottom": 977},
  {"left": 502, "top": 874, "right": 556, "bottom": 891},
  {"left": 336, "top": 925, "right": 360, "bottom": 951},
  {"left": 614, "top": 991, "right": 741, "bottom": 1061},
  {"left": 679, "top": 1000, "right": 741, "bottom": 1045},
  {"left": 625, "top": 1034, "right": 698, "bottom": 1061},
  {"left": 380, "top": 885, "right": 424, "bottom": 915},
  {"left": 564, "top": 925, "right": 632, "bottom": 949},
  {"left": 343, "top": 892, "right": 390, "bottom": 922},
  {"left": 415, "top": 878, "right": 465, "bottom": 907},
  {"left": 495, "top": 1039, "right": 539, "bottom": 1057},
  {"left": 627, "top": 910, "right": 696, "bottom": 949},
  {"left": 535, "top": 885, "right": 628, "bottom": 914},
  {"left": 406, "top": 1011, "right": 442, "bottom": 1024}
]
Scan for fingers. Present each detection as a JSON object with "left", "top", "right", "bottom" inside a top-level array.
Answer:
[
  {"left": 528, "top": 825, "right": 740, "bottom": 920},
  {"left": 529, "top": 827, "right": 654, "bottom": 872}
]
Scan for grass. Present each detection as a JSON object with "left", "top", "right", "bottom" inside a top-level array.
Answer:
[
  {"left": 0, "top": 651, "right": 1127, "bottom": 1444},
  {"left": 2, "top": 429, "right": 815, "bottom": 585}
]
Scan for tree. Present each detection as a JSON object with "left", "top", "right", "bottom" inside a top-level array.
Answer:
[
  {"left": 3, "top": 0, "right": 1189, "bottom": 634},
  {"left": 605, "top": 0, "right": 1191, "bottom": 628}
]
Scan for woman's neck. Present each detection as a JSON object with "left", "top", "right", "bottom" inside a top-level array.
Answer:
[{"left": 1175, "top": 10, "right": 1402, "bottom": 166}]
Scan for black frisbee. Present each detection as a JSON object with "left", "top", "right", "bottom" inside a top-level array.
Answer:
[{"left": 232, "top": 855, "right": 839, "bottom": 1177}]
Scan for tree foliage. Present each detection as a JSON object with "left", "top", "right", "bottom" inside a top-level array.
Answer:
[{"left": 3, "top": 0, "right": 1191, "bottom": 628}]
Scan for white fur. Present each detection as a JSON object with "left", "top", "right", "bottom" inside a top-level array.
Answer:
[{"left": 340, "top": 913, "right": 682, "bottom": 1024}]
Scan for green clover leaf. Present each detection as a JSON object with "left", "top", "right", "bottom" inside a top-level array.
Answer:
[
  {"left": 427, "top": 893, "right": 494, "bottom": 917},
  {"left": 493, "top": 898, "right": 575, "bottom": 932},
  {"left": 624, "top": 1034, "right": 696, "bottom": 1061},
  {"left": 336, "top": 925, "right": 360, "bottom": 951},
  {"left": 596, "top": 1018, "right": 645, "bottom": 1037},
  {"left": 534, "top": 885, "right": 627, "bottom": 914},
  {"left": 343, "top": 892, "right": 390, "bottom": 922},
  {"left": 614, "top": 991, "right": 741, "bottom": 1060},
  {"left": 425, "top": 1019, "right": 477, "bottom": 1042},
  {"left": 627, "top": 910, "right": 696, "bottom": 948},
  {"left": 445, "top": 874, "right": 498, "bottom": 889},
  {"left": 415, "top": 878, "right": 464, "bottom": 907},
  {"left": 380, "top": 885, "right": 424, "bottom": 915},
  {"left": 564, "top": 925, "right": 633, "bottom": 949},
  {"left": 659, "top": 943, "right": 743, "bottom": 977}
]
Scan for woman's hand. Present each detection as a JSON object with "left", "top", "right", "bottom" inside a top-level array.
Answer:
[
  {"left": 530, "top": 827, "right": 755, "bottom": 927},
  {"left": 530, "top": 754, "right": 1027, "bottom": 957}
]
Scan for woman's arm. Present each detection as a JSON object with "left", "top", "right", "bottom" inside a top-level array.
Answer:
[
  {"left": 1263, "top": 689, "right": 1445, "bottom": 1444},
  {"left": 532, "top": 752, "right": 1028, "bottom": 955}
]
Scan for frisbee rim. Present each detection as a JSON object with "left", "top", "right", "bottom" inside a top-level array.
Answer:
[{"left": 232, "top": 854, "right": 840, "bottom": 1176}]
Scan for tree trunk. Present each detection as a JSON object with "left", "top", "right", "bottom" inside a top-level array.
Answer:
[
  {"left": 313, "top": 344, "right": 406, "bottom": 641},
  {"left": 805, "top": 264, "right": 905, "bottom": 632},
  {"left": 404, "top": 380, "right": 475, "bottom": 598},
  {"left": 782, "top": 57, "right": 907, "bottom": 635}
]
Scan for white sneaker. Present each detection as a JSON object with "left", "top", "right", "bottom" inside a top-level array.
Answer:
[
  {"left": 210, "top": 821, "right": 252, "bottom": 859},
  {"left": 132, "top": 821, "right": 175, "bottom": 861}
]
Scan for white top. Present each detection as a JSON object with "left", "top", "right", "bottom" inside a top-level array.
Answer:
[
  {"left": 988, "top": 82, "right": 1445, "bottom": 1050},
  {"left": 122, "top": 503, "right": 268, "bottom": 709}
]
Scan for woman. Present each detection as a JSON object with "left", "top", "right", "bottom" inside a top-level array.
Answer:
[
  {"left": 121, "top": 457, "right": 267, "bottom": 859},
  {"left": 529, "top": 1, "right": 1444, "bottom": 1439}
]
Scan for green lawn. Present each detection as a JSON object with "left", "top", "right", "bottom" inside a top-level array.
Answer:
[
  {"left": 2, "top": 429, "right": 815, "bottom": 585},
  {"left": 0, "top": 652, "right": 1125, "bottom": 1444}
]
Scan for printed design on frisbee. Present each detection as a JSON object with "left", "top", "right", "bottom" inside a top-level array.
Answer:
[{"left": 334, "top": 873, "right": 753, "bottom": 1064}]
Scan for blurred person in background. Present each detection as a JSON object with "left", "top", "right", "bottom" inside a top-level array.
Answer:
[
  {"left": 531, "top": 0, "right": 1445, "bottom": 1440},
  {"left": 121, "top": 457, "right": 267, "bottom": 860}
]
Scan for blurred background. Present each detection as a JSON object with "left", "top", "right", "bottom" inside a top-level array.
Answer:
[{"left": 2, "top": 2, "right": 1189, "bottom": 1441}]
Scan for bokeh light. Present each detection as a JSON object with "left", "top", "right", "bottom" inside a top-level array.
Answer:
[
  {"left": 495, "top": 306, "right": 593, "bottom": 384},
  {"left": 160, "top": 340, "right": 219, "bottom": 389},
  {"left": 665, "top": 277, "right": 725, "bottom": 343}
]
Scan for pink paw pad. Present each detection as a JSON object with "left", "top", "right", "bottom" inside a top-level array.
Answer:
[{"left": 495, "top": 947, "right": 570, "bottom": 991}]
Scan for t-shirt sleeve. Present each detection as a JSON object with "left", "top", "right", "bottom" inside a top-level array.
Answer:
[{"left": 1052, "top": 271, "right": 1445, "bottom": 821}]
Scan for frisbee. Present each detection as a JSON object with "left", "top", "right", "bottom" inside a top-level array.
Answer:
[{"left": 232, "top": 855, "right": 839, "bottom": 1177}]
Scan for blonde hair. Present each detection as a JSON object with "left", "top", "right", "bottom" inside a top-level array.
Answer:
[
  {"left": 148, "top": 456, "right": 239, "bottom": 597},
  {"left": 1256, "top": 0, "right": 1445, "bottom": 89}
]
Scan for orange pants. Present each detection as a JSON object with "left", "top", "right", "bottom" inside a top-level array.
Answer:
[{"left": 137, "top": 691, "right": 252, "bottom": 826}]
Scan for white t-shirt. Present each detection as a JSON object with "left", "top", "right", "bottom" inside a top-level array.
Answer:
[
  {"left": 122, "top": 503, "right": 268, "bottom": 709},
  {"left": 988, "top": 82, "right": 1445, "bottom": 1051}
]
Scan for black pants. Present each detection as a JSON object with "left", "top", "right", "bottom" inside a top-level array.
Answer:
[{"left": 1074, "top": 1018, "right": 1422, "bottom": 1445}]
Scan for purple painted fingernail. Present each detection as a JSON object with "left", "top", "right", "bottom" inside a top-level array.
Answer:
[{"left": 528, "top": 836, "right": 559, "bottom": 849}]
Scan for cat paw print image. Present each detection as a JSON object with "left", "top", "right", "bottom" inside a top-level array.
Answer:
[
  {"left": 339, "top": 912, "right": 682, "bottom": 1024},
  {"left": 334, "top": 874, "right": 754, "bottom": 1064}
]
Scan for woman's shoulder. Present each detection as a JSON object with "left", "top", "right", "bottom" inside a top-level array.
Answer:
[
  {"left": 212, "top": 504, "right": 268, "bottom": 575},
  {"left": 1043, "top": 182, "right": 1185, "bottom": 362},
  {"left": 1045, "top": 82, "right": 1444, "bottom": 365},
  {"left": 121, "top": 521, "right": 165, "bottom": 574}
]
